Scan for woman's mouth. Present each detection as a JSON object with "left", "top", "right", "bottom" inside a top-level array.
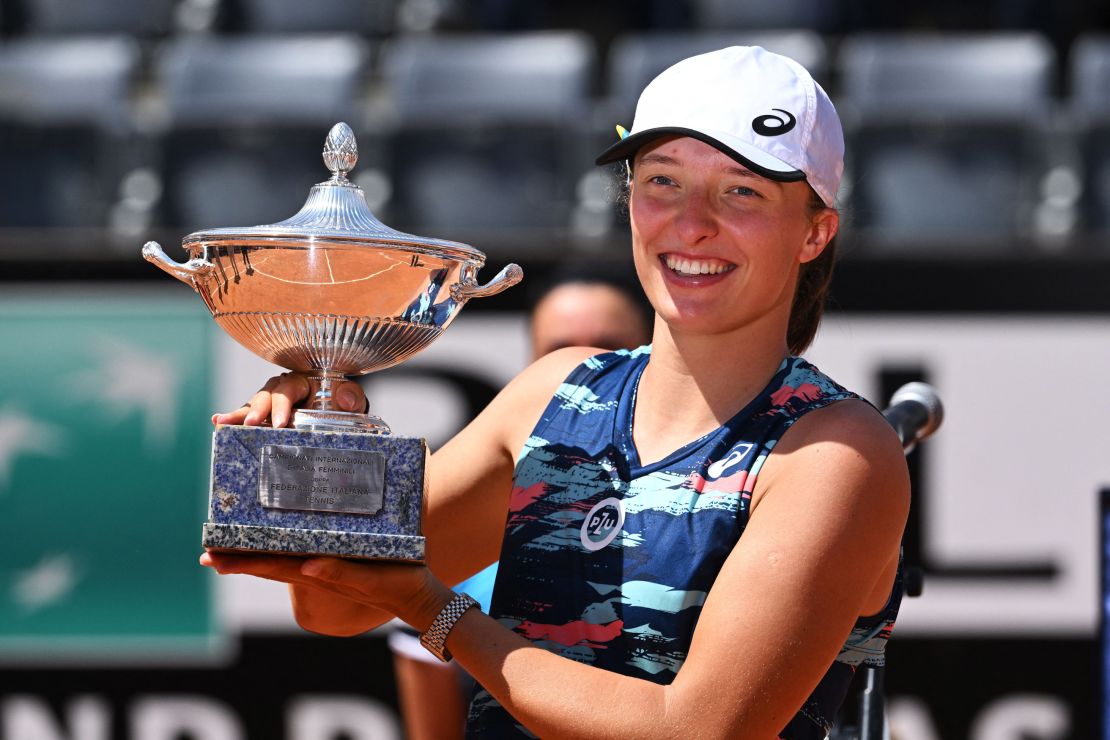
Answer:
[{"left": 661, "top": 254, "right": 736, "bottom": 277}]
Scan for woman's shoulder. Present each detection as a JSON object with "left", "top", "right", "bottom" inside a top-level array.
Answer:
[
  {"left": 773, "top": 356, "right": 858, "bottom": 406},
  {"left": 518, "top": 345, "right": 622, "bottom": 387},
  {"left": 753, "top": 357, "right": 908, "bottom": 513},
  {"left": 788, "top": 395, "right": 898, "bottom": 451},
  {"left": 747, "top": 356, "right": 864, "bottom": 435},
  {"left": 511, "top": 345, "right": 649, "bottom": 398},
  {"left": 757, "top": 395, "right": 909, "bottom": 518},
  {"left": 771, "top": 351, "right": 900, "bottom": 466},
  {"left": 484, "top": 345, "right": 646, "bottom": 447}
]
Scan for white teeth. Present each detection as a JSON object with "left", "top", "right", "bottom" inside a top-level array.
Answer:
[{"left": 663, "top": 255, "right": 734, "bottom": 276}]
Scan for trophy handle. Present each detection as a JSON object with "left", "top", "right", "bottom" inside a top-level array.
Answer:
[
  {"left": 452, "top": 263, "right": 523, "bottom": 301},
  {"left": 142, "top": 241, "right": 216, "bottom": 286}
]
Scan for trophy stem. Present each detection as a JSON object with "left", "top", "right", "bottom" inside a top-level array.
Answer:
[
  {"left": 305, "top": 369, "right": 346, "bottom": 411},
  {"left": 293, "top": 370, "right": 392, "bottom": 434}
]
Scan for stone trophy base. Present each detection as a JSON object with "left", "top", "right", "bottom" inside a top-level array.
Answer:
[{"left": 204, "top": 425, "right": 427, "bottom": 561}]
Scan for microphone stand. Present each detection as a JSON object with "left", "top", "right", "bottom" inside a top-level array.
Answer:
[{"left": 856, "top": 383, "right": 943, "bottom": 740}]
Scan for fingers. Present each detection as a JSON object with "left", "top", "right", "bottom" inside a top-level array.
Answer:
[
  {"left": 334, "top": 380, "right": 368, "bottom": 413},
  {"left": 209, "top": 374, "right": 363, "bottom": 429},
  {"left": 200, "top": 551, "right": 311, "bottom": 584},
  {"left": 301, "top": 556, "right": 359, "bottom": 581},
  {"left": 200, "top": 552, "right": 367, "bottom": 605},
  {"left": 300, "top": 558, "right": 400, "bottom": 604},
  {"left": 203, "top": 552, "right": 440, "bottom": 627},
  {"left": 211, "top": 373, "right": 310, "bottom": 429},
  {"left": 297, "top": 558, "right": 379, "bottom": 603},
  {"left": 243, "top": 380, "right": 277, "bottom": 426},
  {"left": 211, "top": 405, "right": 251, "bottom": 427},
  {"left": 299, "top": 557, "right": 437, "bottom": 618},
  {"left": 270, "top": 373, "right": 310, "bottom": 429}
]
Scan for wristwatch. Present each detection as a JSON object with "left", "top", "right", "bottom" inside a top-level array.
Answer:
[{"left": 420, "top": 592, "right": 479, "bottom": 662}]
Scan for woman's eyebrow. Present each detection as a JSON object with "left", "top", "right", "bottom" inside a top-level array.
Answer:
[
  {"left": 725, "top": 166, "right": 769, "bottom": 181},
  {"left": 637, "top": 153, "right": 679, "bottom": 167},
  {"left": 637, "top": 153, "right": 780, "bottom": 188},
  {"left": 726, "top": 166, "right": 783, "bottom": 190}
]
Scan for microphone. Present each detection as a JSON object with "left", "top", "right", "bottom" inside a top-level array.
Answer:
[{"left": 883, "top": 382, "right": 944, "bottom": 454}]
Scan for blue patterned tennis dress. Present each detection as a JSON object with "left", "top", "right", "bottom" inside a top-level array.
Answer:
[{"left": 465, "top": 347, "right": 902, "bottom": 738}]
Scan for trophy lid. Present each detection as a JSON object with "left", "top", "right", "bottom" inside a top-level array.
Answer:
[{"left": 182, "top": 122, "right": 485, "bottom": 262}]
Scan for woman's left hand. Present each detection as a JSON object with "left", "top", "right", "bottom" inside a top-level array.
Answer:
[{"left": 200, "top": 551, "right": 455, "bottom": 632}]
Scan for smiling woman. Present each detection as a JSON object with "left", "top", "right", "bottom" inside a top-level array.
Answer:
[
  {"left": 620, "top": 137, "right": 838, "bottom": 354},
  {"left": 206, "top": 46, "right": 909, "bottom": 740}
]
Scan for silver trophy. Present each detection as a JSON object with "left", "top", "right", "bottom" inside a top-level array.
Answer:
[{"left": 143, "top": 122, "right": 521, "bottom": 560}]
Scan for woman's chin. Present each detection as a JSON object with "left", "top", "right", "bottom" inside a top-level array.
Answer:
[{"left": 654, "top": 305, "right": 740, "bottom": 337}]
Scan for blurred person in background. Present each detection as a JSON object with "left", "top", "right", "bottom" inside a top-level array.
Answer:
[
  {"left": 205, "top": 46, "right": 909, "bottom": 738},
  {"left": 388, "top": 260, "right": 652, "bottom": 740},
  {"left": 526, "top": 261, "right": 653, "bottom": 359}
]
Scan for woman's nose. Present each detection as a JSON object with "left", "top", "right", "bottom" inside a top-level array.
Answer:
[{"left": 673, "top": 192, "right": 718, "bottom": 244}]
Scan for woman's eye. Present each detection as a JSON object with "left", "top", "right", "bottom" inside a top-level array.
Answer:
[
  {"left": 647, "top": 174, "right": 675, "bottom": 186},
  {"left": 730, "top": 186, "right": 760, "bottom": 197}
]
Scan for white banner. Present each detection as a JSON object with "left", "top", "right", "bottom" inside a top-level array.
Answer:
[{"left": 809, "top": 316, "right": 1110, "bottom": 636}]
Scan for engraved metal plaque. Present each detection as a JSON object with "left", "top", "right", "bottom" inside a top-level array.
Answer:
[{"left": 259, "top": 445, "right": 385, "bottom": 515}]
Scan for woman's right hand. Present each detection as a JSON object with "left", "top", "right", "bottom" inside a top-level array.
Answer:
[
  {"left": 211, "top": 372, "right": 368, "bottom": 429},
  {"left": 201, "top": 551, "right": 392, "bottom": 636}
]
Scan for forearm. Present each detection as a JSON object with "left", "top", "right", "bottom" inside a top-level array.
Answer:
[
  {"left": 272, "top": 549, "right": 781, "bottom": 737},
  {"left": 295, "top": 577, "right": 678, "bottom": 736},
  {"left": 447, "top": 610, "right": 678, "bottom": 739}
]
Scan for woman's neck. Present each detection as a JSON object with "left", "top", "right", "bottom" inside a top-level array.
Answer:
[{"left": 632, "top": 320, "right": 790, "bottom": 466}]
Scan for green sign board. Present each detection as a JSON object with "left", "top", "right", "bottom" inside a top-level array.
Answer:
[{"left": 0, "top": 288, "right": 218, "bottom": 659}]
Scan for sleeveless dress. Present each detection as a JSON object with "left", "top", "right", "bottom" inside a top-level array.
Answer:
[{"left": 465, "top": 347, "right": 902, "bottom": 738}]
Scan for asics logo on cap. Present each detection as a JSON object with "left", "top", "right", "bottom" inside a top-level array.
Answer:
[{"left": 751, "top": 109, "right": 797, "bottom": 137}]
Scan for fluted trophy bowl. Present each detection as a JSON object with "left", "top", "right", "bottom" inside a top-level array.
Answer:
[{"left": 143, "top": 122, "right": 522, "bottom": 433}]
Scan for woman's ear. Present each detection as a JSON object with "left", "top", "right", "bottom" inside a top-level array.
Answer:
[{"left": 800, "top": 208, "right": 839, "bottom": 264}]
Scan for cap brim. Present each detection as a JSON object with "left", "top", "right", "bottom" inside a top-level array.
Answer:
[{"left": 594, "top": 127, "right": 806, "bottom": 183}]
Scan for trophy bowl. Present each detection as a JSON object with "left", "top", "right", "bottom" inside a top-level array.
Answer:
[
  {"left": 144, "top": 122, "right": 521, "bottom": 432},
  {"left": 141, "top": 122, "right": 522, "bottom": 560}
]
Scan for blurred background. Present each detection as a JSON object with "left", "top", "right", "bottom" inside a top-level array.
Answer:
[{"left": 2, "top": 0, "right": 1110, "bottom": 738}]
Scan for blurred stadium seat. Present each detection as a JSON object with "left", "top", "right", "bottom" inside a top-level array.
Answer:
[
  {"left": 1070, "top": 34, "right": 1110, "bottom": 239},
  {"left": 0, "top": 12, "right": 1095, "bottom": 258},
  {"left": 153, "top": 34, "right": 370, "bottom": 232},
  {"left": 378, "top": 32, "right": 598, "bottom": 249},
  {"left": 230, "top": 0, "right": 395, "bottom": 35},
  {"left": 382, "top": 31, "right": 594, "bottom": 122},
  {"left": 604, "top": 30, "right": 828, "bottom": 125},
  {"left": 838, "top": 33, "right": 1061, "bottom": 251},
  {"left": 839, "top": 34, "right": 1053, "bottom": 116},
  {"left": 0, "top": 36, "right": 140, "bottom": 229},
  {"left": 0, "top": 35, "right": 138, "bottom": 127},
  {"left": 18, "top": 0, "right": 176, "bottom": 36},
  {"left": 157, "top": 35, "right": 368, "bottom": 127},
  {"left": 689, "top": 0, "right": 839, "bottom": 32}
]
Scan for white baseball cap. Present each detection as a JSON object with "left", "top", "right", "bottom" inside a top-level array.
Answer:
[{"left": 595, "top": 45, "right": 844, "bottom": 207}]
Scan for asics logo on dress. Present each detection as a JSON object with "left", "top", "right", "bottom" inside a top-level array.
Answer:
[
  {"left": 706, "top": 443, "right": 754, "bottom": 479},
  {"left": 581, "top": 497, "right": 625, "bottom": 552}
]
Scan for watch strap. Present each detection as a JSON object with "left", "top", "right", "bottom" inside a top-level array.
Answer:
[{"left": 420, "top": 592, "right": 478, "bottom": 662}]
